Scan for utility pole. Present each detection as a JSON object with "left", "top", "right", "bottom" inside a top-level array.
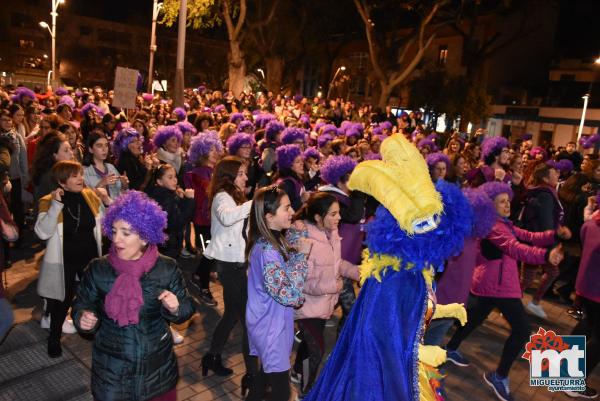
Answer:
[
  {"left": 147, "top": 0, "right": 161, "bottom": 93},
  {"left": 174, "top": 0, "right": 187, "bottom": 107}
]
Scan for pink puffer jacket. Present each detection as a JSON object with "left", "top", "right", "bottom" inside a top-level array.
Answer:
[
  {"left": 471, "top": 217, "right": 556, "bottom": 299},
  {"left": 293, "top": 221, "right": 360, "bottom": 320}
]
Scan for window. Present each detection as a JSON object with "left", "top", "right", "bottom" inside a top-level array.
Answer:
[
  {"left": 438, "top": 45, "right": 448, "bottom": 65},
  {"left": 19, "top": 39, "right": 35, "bottom": 49}
]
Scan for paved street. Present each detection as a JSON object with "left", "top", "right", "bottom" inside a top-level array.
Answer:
[{"left": 1, "top": 231, "right": 598, "bottom": 401}]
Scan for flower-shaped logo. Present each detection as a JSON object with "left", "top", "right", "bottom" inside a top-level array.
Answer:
[{"left": 522, "top": 327, "right": 570, "bottom": 373}]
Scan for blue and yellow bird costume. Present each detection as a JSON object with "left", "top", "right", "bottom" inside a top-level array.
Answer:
[{"left": 304, "top": 134, "right": 472, "bottom": 401}]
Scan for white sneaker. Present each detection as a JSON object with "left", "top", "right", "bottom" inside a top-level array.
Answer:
[
  {"left": 526, "top": 302, "right": 547, "bottom": 319},
  {"left": 40, "top": 315, "right": 51, "bottom": 329},
  {"left": 62, "top": 318, "right": 77, "bottom": 334},
  {"left": 170, "top": 327, "right": 184, "bottom": 344}
]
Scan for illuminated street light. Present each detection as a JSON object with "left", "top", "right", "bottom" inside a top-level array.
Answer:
[
  {"left": 327, "top": 66, "right": 346, "bottom": 99},
  {"left": 39, "top": 0, "right": 65, "bottom": 88}
]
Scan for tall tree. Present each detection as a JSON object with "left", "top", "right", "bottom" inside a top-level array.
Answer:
[
  {"left": 161, "top": 0, "right": 248, "bottom": 97},
  {"left": 353, "top": 0, "right": 448, "bottom": 108}
]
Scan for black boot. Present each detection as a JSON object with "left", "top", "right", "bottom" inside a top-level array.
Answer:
[
  {"left": 201, "top": 353, "right": 233, "bottom": 377},
  {"left": 47, "top": 338, "right": 62, "bottom": 358},
  {"left": 241, "top": 373, "right": 253, "bottom": 397}
]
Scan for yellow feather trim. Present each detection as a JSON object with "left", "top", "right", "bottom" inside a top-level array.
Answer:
[{"left": 359, "top": 249, "right": 426, "bottom": 285}]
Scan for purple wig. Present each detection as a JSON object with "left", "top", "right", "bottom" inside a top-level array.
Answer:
[
  {"left": 112, "top": 128, "right": 142, "bottom": 160},
  {"left": 480, "top": 181, "right": 514, "bottom": 201},
  {"left": 372, "top": 126, "right": 383, "bottom": 137},
  {"left": 426, "top": 152, "right": 451, "bottom": 170},
  {"left": 226, "top": 133, "right": 255, "bottom": 155},
  {"left": 281, "top": 127, "right": 308, "bottom": 145},
  {"left": 254, "top": 113, "right": 276, "bottom": 129},
  {"left": 81, "top": 102, "right": 104, "bottom": 118},
  {"left": 462, "top": 188, "right": 497, "bottom": 238},
  {"left": 340, "top": 121, "right": 353, "bottom": 130},
  {"left": 481, "top": 136, "right": 510, "bottom": 160},
  {"left": 276, "top": 144, "right": 302, "bottom": 169},
  {"left": 556, "top": 158, "right": 574, "bottom": 173},
  {"left": 58, "top": 95, "right": 75, "bottom": 109},
  {"left": 176, "top": 121, "right": 197, "bottom": 136},
  {"left": 265, "top": 120, "right": 285, "bottom": 142},
  {"left": 237, "top": 120, "right": 255, "bottom": 133},
  {"left": 417, "top": 138, "right": 438, "bottom": 152},
  {"left": 314, "top": 122, "right": 326, "bottom": 133},
  {"left": 229, "top": 112, "right": 245, "bottom": 125},
  {"left": 153, "top": 125, "right": 183, "bottom": 149},
  {"left": 318, "top": 134, "right": 334, "bottom": 148},
  {"left": 411, "top": 129, "right": 422, "bottom": 140},
  {"left": 213, "top": 104, "right": 226, "bottom": 114},
  {"left": 529, "top": 146, "right": 547, "bottom": 160},
  {"left": 188, "top": 131, "right": 222, "bottom": 164},
  {"left": 522, "top": 133, "right": 533, "bottom": 141},
  {"left": 345, "top": 127, "right": 362, "bottom": 138},
  {"left": 303, "top": 147, "right": 321, "bottom": 162},
  {"left": 10, "top": 87, "right": 36, "bottom": 103},
  {"left": 379, "top": 121, "right": 393, "bottom": 131},
  {"left": 173, "top": 107, "right": 187, "bottom": 121},
  {"left": 142, "top": 93, "right": 154, "bottom": 102},
  {"left": 55, "top": 87, "right": 68, "bottom": 96},
  {"left": 321, "top": 155, "right": 357, "bottom": 185},
  {"left": 299, "top": 115, "right": 310, "bottom": 127},
  {"left": 197, "top": 85, "right": 207, "bottom": 94},
  {"left": 320, "top": 124, "right": 338, "bottom": 137},
  {"left": 102, "top": 191, "right": 167, "bottom": 245}
]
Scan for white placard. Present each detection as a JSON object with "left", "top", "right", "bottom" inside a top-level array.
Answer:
[{"left": 112, "top": 66, "right": 139, "bottom": 109}]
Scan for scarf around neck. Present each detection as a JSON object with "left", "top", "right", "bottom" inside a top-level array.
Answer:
[
  {"left": 156, "top": 146, "right": 182, "bottom": 173},
  {"left": 105, "top": 244, "right": 159, "bottom": 327}
]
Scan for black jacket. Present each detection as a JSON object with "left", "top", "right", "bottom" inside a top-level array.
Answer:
[
  {"left": 71, "top": 255, "right": 194, "bottom": 401},
  {"left": 116, "top": 152, "right": 148, "bottom": 191}
]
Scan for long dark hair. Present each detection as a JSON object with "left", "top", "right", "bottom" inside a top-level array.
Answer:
[
  {"left": 31, "top": 131, "right": 67, "bottom": 185},
  {"left": 294, "top": 192, "right": 338, "bottom": 225},
  {"left": 82, "top": 131, "right": 106, "bottom": 166},
  {"left": 207, "top": 156, "right": 247, "bottom": 208},
  {"left": 246, "top": 186, "right": 293, "bottom": 261}
]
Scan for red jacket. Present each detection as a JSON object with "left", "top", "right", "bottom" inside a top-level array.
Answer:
[{"left": 471, "top": 217, "right": 555, "bottom": 299}]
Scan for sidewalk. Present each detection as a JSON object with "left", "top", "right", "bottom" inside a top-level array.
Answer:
[{"left": 1, "top": 234, "right": 598, "bottom": 400}]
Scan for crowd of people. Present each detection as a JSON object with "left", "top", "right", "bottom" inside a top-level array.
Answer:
[{"left": 0, "top": 82, "right": 598, "bottom": 401}]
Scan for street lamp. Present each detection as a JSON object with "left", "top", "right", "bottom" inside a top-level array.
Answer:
[
  {"left": 147, "top": 0, "right": 163, "bottom": 93},
  {"left": 326, "top": 65, "right": 346, "bottom": 99},
  {"left": 39, "top": 0, "right": 65, "bottom": 89},
  {"left": 577, "top": 56, "right": 600, "bottom": 144},
  {"left": 256, "top": 68, "right": 265, "bottom": 80}
]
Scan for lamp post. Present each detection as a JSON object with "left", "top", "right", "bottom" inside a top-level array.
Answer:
[
  {"left": 257, "top": 68, "right": 265, "bottom": 80},
  {"left": 577, "top": 56, "right": 600, "bottom": 145},
  {"left": 39, "top": 0, "right": 64, "bottom": 89},
  {"left": 147, "top": 0, "right": 162, "bottom": 93},
  {"left": 326, "top": 65, "right": 346, "bottom": 100}
]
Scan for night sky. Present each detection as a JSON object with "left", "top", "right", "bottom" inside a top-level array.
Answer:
[{"left": 61, "top": 0, "right": 600, "bottom": 60}]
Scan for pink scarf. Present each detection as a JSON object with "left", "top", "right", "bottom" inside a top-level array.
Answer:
[{"left": 105, "top": 244, "right": 159, "bottom": 327}]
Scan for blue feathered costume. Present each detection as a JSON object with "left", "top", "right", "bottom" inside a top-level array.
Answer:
[{"left": 304, "top": 134, "right": 473, "bottom": 401}]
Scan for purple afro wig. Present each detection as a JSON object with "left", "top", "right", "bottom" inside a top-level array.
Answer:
[
  {"left": 54, "top": 87, "right": 68, "bottom": 96},
  {"left": 481, "top": 136, "right": 510, "bottom": 161},
  {"left": 480, "top": 181, "right": 514, "bottom": 201},
  {"left": 522, "top": 133, "right": 533, "bottom": 141},
  {"left": 345, "top": 127, "right": 362, "bottom": 138},
  {"left": 173, "top": 107, "right": 187, "bottom": 121},
  {"left": 529, "top": 146, "right": 547, "bottom": 160},
  {"left": 425, "top": 152, "right": 451, "bottom": 170},
  {"left": 237, "top": 120, "right": 255, "bottom": 133},
  {"left": 153, "top": 125, "right": 183, "bottom": 149},
  {"left": 188, "top": 131, "right": 222, "bottom": 164},
  {"left": 276, "top": 144, "right": 302, "bottom": 170},
  {"left": 142, "top": 93, "right": 154, "bottom": 102},
  {"left": 254, "top": 113, "right": 276, "bottom": 129},
  {"left": 547, "top": 159, "right": 574, "bottom": 174},
  {"left": 321, "top": 155, "right": 357, "bottom": 185},
  {"left": 299, "top": 115, "right": 310, "bottom": 127},
  {"left": 281, "top": 127, "right": 308, "bottom": 145},
  {"left": 417, "top": 138, "right": 438, "bottom": 152},
  {"left": 462, "top": 188, "right": 497, "bottom": 238},
  {"left": 176, "top": 121, "right": 197, "bottom": 136},
  {"left": 226, "top": 133, "right": 255, "bottom": 155},
  {"left": 81, "top": 102, "right": 104, "bottom": 118},
  {"left": 372, "top": 126, "right": 383, "bottom": 137},
  {"left": 229, "top": 112, "right": 245, "bottom": 125},
  {"left": 102, "top": 191, "right": 167, "bottom": 244},
  {"left": 379, "top": 121, "right": 393, "bottom": 131},
  {"left": 318, "top": 134, "right": 334, "bottom": 148},
  {"left": 58, "top": 95, "right": 75, "bottom": 109},
  {"left": 320, "top": 124, "right": 338, "bottom": 137},
  {"left": 112, "top": 128, "right": 142, "bottom": 159},
  {"left": 303, "top": 147, "right": 321, "bottom": 162},
  {"left": 314, "top": 122, "right": 326, "bottom": 133},
  {"left": 265, "top": 120, "right": 285, "bottom": 142},
  {"left": 10, "top": 87, "right": 36, "bottom": 103},
  {"left": 213, "top": 104, "right": 226, "bottom": 114}
]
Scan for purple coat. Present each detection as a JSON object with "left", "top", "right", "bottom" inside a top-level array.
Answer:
[
  {"left": 575, "top": 217, "right": 600, "bottom": 303},
  {"left": 471, "top": 217, "right": 555, "bottom": 299},
  {"left": 246, "top": 236, "right": 308, "bottom": 373},
  {"left": 436, "top": 237, "right": 479, "bottom": 305}
]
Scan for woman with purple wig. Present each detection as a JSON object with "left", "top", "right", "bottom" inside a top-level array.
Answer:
[
  {"left": 153, "top": 125, "right": 184, "bottom": 175},
  {"left": 114, "top": 128, "right": 155, "bottom": 191},
  {"left": 276, "top": 144, "right": 306, "bottom": 211},
  {"left": 445, "top": 182, "right": 568, "bottom": 401},
  {"left": 71, "top": 190, "right": 194, "bottom": 401}
]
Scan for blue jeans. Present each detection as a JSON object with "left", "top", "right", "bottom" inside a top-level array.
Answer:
[
  {"left": 423, "top": 318, "right": 454, "bottom": 346},
  {"left": 0, "top": 297, "right": 14, "bottom": 342}
]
